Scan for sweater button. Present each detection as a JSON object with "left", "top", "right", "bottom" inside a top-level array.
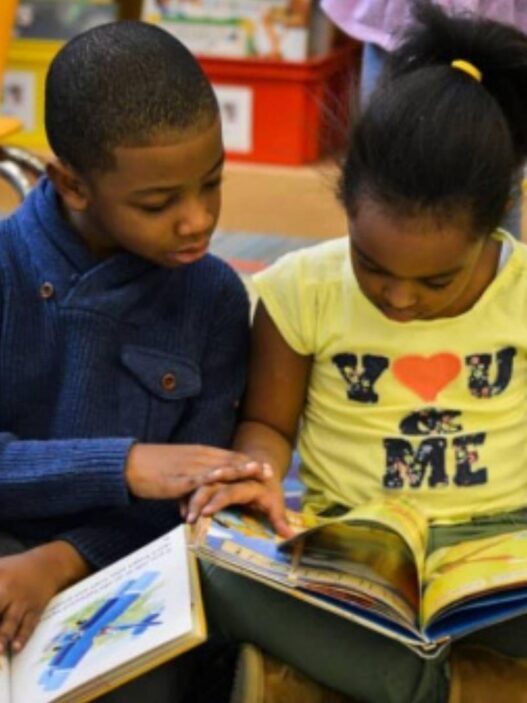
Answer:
[
  {"left": 161, "top": 372, "right": 177, "bottom": 391},
  {"left": 39, "top": 282, "right": 55, "bottom": 299}
]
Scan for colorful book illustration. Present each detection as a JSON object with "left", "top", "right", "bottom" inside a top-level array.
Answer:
[
  {"left": 193, "top": 499, "right": 527, "bottom": 656},
  {"left": 0, "top": 525, "right": 205, "bottom": 702}
]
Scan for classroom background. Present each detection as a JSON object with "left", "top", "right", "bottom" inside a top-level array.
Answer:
[{"left": 0, "top": 1, "right": 525, "bottom": 260}]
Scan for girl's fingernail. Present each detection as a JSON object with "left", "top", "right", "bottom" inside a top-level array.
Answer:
[
  {"left": 263, "top": 463, "right": 274, "bottom": 478},
  {"left": 244, "top": 462, "right": 258, "bottom": 470},
  {"left": 187, "top": 512, "right": 196, "bottom": 522}
]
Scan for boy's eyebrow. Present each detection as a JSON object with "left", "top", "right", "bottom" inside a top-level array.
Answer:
[
  {"left": 352, "top": 242, "right": 463, "bottom": 280},
  {"left": 130, "top": 154, "right": 225, "bottom": 196}
]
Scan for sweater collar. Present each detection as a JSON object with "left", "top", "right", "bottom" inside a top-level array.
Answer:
[{"left": 28, "top": 177, "right": 155, "bottom": 283}]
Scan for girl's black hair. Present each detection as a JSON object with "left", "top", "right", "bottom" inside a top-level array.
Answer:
[{"left": 340, "top": 0, "right": 527, "bottom": 236}]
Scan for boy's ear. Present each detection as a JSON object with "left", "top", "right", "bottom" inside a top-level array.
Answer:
[{"left": 46, "top": 160, "right": 90, "bottom": 211}]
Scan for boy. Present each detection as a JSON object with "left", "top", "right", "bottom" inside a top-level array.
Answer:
[{"left": 0, "top": 19, "right": 266, "bottom": 701}]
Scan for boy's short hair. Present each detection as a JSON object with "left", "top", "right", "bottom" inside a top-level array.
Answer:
[{"left": 45, "top": 21, "right": 219, "bottom": 174}]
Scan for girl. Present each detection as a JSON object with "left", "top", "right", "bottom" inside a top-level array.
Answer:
[{"left": 194, "top": 2, "right": 527, "bottom": 701}]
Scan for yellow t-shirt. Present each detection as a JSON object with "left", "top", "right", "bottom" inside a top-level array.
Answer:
[{"left": 253, "top": 234, "right": 527, "bottom": 523}]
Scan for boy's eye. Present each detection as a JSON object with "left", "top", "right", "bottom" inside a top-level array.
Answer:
[
  {"left": 135, "top": 199, "right": 176, "bottom": 214},
  {"left": 138, "top": 203, "right": 168, "bottom": 213},
  {"left": 202, "top": 177, "right": 223, "bottom": 191}
]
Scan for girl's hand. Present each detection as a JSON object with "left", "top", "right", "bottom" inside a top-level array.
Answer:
[
  {"left": 0, "top": 542, "right": 90, "bottom": 653},
  {"left": 125, "top": 444, "right": 271, "bottom": 500},
  {"left": 184, "top": 472, "right": 295, "bottom": 538}
]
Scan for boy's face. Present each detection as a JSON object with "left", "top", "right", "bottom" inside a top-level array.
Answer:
[
  {"left": 56, "top": 118, "right": 224, "bottom": 267},
  {"left": 349, "top": 199, "right": 499, "bottom": 322}
]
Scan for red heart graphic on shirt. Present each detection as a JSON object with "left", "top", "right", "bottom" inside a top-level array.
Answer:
[{"left": 392, "top": 353, "right": 461, "bottom": 401}]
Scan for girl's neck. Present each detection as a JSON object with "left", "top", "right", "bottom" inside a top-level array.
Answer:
[{"left": 444, "top": 235, "right": 502, "bottom": 318}]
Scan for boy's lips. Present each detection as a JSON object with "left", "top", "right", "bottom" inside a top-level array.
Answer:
[{"left": 165, "top": 242, "right": 209, "bottom": 264}]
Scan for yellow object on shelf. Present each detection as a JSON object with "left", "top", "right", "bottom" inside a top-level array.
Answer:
[
  {"left": 3, "top": 39, "right": 63, "bottom": 149},
  {"left": 0, "top": 0, "right": 18, "bottom": 80},
  {"left": 0, "top": 115, "right": 21, "bottom": 139}
]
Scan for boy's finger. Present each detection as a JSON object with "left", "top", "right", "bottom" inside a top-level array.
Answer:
[
  {"left": 12, "top": 609, "right": 40, "bottom": 652},
  {"left": 206, "top": 462, "right": 273, "bottom": 484},
  {"left": 0, "top": 603, "right": 23, "bottom": 652}
]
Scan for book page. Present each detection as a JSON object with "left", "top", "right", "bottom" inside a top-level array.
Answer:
[
  {"left": 290, "top": 521, "right": 420, "bottom": 619},
  {"left": 281, "top": 497, "right": 428, "bottom": 577},
  {"left": 422, "top": 529, "right": 527, "bottom": 627},
  {"left": 11, "top": 526, "right": 196, "bottom": 703},
  {"left": 0, "top": 654, "right": 10, "bottom": 703},
  {"left": 197, "top": 507, "right": 418, "bottom": 628}
]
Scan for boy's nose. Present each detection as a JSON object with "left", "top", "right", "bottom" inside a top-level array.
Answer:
[
  {"left": 382, "top": 279, "right": 418, "bottom": 309},
  {"left": 177, "top": 198, "right": 214, "bottom": 237}
]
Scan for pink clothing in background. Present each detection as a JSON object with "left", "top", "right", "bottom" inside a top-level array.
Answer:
[{"left": 321, "top": 1, "right": 527, "bottom": 49}]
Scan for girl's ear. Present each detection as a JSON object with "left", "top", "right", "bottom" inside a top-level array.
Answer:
[{"left": 46, "top": 160, "right": 90, "bottom": 211}]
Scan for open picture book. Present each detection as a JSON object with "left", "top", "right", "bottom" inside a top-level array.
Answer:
[
  {"left": 0, "top": 525, "right": 206, "bottom": 703},
  {"left": 193, "top": 498, "right": 527, "bottom": 656}
]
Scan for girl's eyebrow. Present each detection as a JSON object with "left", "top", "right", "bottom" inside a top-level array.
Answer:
[{"left": 352, "top": 242, "right": 463, "bottom": 281}]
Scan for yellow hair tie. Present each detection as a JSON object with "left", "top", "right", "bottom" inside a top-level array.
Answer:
[{"left": 451, "top": 59, "right": 482, "bottom": 83}]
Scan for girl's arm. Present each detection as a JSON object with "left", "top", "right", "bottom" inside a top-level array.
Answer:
[
  {"left": 186, "top": 301, "right": 312, "bottom": 534},
  {"left": 234, "top": 301, "right": 312, "bottom": 478}
]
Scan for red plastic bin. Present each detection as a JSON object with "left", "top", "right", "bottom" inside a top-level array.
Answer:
[{"left": 199, "top": 43, "right": 359, "bottom": 165}]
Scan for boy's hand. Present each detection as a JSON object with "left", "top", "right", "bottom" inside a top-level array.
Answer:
[
  {"left": 125, "top": 444, "right": 271, "bottom": 500},
  {"left": 0, "top": 542, "right": 90, "bottom": 653},
  {"left": 184, "top": 472, "right": 295, "bottom": 538}
]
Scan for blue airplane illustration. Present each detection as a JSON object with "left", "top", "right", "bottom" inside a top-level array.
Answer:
[{"left": 38, "top": 571, "right": 161, "bottom": 693}]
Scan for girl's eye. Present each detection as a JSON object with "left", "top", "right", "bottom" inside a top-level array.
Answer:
[
  {"left": 360, "top": 260, "right": 384, "bottom": 275},
  {"left": 423, "top": 279, "right": 453, "bottom": 290}
]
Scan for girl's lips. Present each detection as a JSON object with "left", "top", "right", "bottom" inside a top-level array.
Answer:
[{"left": 380, "top": 306, "right": 419, "bottom": 322}]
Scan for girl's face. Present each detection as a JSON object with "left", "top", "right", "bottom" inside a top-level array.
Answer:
[{"left": 349, "top": 200, "right": 500, "bottom": 322}]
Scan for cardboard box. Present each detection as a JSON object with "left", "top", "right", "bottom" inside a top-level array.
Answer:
[
  {"left": 15, "top": 1, "right": 117, "bottom": 40},
  {"left": 141, "top": 0, "right": 332, "bottom": 60},
  {"left": 202, "top": 43, "right": 359, "bottom": 164}
]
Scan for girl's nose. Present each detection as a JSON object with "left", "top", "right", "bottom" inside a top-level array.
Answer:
[{"left": 382, "top": 279, "right": 418, "bottom": 309}]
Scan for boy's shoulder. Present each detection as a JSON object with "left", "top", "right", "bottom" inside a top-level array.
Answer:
[{"left": 188, "top": 251, "right": 247, "bottom": 294}]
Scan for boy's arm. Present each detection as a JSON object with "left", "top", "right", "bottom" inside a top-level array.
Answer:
[
  {"left": 55, "top": 500, "right": 181, "bottom": 569},
  {"left": 0, "top": 437, "right": 267, "bottom": 519},
  {"left": 186, "top": 302, "right": 312, "bottom": 533},
  {"left": 0, "top": 541, "right": 90, "bottom": 653}
]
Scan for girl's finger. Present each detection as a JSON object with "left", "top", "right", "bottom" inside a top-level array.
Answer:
[
  {"left": 186, "top": 485, "right": 219, "bottom": 523},
  {"left": 201, "top": 481, "right": 264, "bottom": 516},
  {"left": 179, "top": 497, "right": 189, "bottom": 520}
]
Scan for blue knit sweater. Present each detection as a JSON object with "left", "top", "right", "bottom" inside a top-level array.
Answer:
[{"left": 0, "top": 178, "right": 249, "bottom": 568}]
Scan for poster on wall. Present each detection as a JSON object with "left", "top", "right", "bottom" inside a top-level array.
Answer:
[
  {"left": 2, "top": 70, "right": 36, "bottom": 131},
  {"left": 213, "top": 84, "right": 253, "bottom": 153}
]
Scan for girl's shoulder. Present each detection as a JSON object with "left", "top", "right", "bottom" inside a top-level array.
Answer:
[{"left": 256, "top": 237, "right": 351, "bottom": 287}]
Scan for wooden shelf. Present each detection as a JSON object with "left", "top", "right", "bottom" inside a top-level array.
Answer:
[{"left": 219, "top": 160, "right": 347, "bottom": 238}]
